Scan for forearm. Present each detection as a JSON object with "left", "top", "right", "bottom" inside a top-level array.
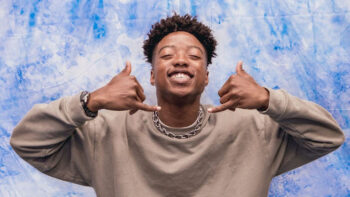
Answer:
[
  {"left": 261, "top": 89, "right": 345, "bottom": 176},
  {"left": 10, "top": 93, "right": 94, "bottom": 159},
  {"left": 263, "top": 89, "right": 344, "bottom": 152},
  {"left": 10, "top": 93, "right": 96, "bottom": 185}
]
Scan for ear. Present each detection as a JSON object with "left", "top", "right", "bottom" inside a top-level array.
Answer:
[
  {"left": 150, "top": 69, "right": 155, "bottom": 86},
  {"left": 205, "top": 70, "right": 209, "bottom": 86}
]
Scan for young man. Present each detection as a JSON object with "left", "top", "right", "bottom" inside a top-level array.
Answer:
[{"left": 11, "top": 14, "right": 344, "bottom": 197}]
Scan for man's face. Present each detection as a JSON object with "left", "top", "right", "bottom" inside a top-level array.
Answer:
[{"left": 151, "top": 31, "right": 209, "bottom": 101}]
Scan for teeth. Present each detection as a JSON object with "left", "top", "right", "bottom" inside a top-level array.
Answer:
[{"left": 173, "top": 73, "right": 190, "bottom": 78}]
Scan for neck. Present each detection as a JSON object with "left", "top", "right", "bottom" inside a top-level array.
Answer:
[{"left": 157, "top": 100, "right": 201, "bottom": 128}]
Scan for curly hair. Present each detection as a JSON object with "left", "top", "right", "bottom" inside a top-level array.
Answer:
[{"left": 143, "top": 13, "right": 217, "bottom": 65}]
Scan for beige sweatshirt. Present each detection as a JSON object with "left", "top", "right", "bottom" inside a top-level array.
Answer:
[{"left": 10, "top": 89, "right": 345, "bottom": 197}]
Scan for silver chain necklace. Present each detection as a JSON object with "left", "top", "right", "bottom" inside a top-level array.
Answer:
[{"left": 152, "top": 107, "right": 204, "bottom": 139}]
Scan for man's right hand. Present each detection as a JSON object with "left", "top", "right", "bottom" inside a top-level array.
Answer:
[{"left": 87, "top": 61, "right": 161, "bottom": 114}]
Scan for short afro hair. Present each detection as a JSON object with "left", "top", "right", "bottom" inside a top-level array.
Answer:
[{"left": 143, "top": 13, "right": 217, "bottom": 65}]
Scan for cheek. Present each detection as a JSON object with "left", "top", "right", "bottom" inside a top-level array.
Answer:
[
  {"left": 154, "top": 63, "right": 167, "bottom": 74},
  {"left": 197, "top": 66, "right": 208, "bottom": 84},
  {"left": 153, "top": 67, "right": 167, "bottom": 82},
  {"left": 196, "top": 64, "right": 207, "bottom": 75}
]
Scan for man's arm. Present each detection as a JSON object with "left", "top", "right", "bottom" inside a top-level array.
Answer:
[
  {"left": 260, "top": 89, "right": 345, "bottom": 176},
  {"left": 10, "top": 94, "right": 96, "bottom": 185},
  {"left": 10, "top": 61, "right": 160, "bottom": 185},
  {"left": 209, "top": 61, "right": 345, "bottom": 176}
]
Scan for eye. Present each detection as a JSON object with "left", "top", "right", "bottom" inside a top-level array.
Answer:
[
  {"left": 189, "top": 55, "right": 201, "bottom": 60},
  {"left": 160, "top": 54, "right": 173, "bottom": 59}
]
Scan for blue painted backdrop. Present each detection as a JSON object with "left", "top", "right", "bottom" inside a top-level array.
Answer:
[{"left": 0, "top": 0, "right": 349, "bottom": 196}]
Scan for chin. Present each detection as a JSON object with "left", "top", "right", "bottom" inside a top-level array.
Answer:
[
  {"left": 163, "top": 88, "right": 202, "bottom": 103},
  {"left": 170, "top": 87, "right": 194, "bottom": 96}
]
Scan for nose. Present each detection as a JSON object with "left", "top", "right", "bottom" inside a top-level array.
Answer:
[{"left": 173, "top": 52, "right": 188, "bottom": 67}]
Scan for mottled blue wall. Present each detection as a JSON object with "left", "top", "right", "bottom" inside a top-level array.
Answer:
[{"left": 1, "top": 0, "right": 349, "bottom": 196}]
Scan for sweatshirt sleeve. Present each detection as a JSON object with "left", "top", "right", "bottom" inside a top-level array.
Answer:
[
  {"left": 260, "top": 89, "right": 345, "bottom": 176},
  {"left": 10, "top": 93, "right": 96, "bottom": 186}
]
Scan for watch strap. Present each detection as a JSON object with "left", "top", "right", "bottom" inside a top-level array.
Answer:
[{"left": 80, "top": 91, "right": 98, "bottom": 118}]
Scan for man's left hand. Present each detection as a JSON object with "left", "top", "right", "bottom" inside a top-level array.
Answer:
[{"left": 208, "top": 61, "right": 269, "bottom": 113}]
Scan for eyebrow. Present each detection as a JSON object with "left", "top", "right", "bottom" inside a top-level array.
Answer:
[{"left": 158, "top": 45, "right": 204, "bottom": 55}]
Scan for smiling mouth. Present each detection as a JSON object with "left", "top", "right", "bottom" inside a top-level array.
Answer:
[
  {"left": 168, "top": 71, "right": 194, "bottom": 78},
  {"left": 167, "top": 71, "right": 194, "bottom": 83}
]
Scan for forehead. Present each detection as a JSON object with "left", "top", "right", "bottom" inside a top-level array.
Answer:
[{"left": 156, "top": 31, "right": 205, "bottom": 51}]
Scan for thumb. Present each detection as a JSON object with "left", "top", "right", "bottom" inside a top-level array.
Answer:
[
  {"left": 121, "top": 61, "right": 132, "bottom": 75},
  {"left": 235, "top": 61, "right": 244, "bottom": 75}
]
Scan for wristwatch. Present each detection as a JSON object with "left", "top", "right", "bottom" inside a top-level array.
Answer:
[{"left": 80, "top": 91, "right": 98, "bottom": 118}]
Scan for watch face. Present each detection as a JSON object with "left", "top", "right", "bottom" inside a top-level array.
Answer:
[
  {"left": 81, "top": 91, "right": 89, "bottom": 104},
  {"left": 83, "top": 93, "right": 89, "bottom": 103}
]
